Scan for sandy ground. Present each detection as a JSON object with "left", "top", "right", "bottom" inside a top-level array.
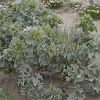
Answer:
[{"left": 0, "top": 74, "right": 28, "bottom": 100}]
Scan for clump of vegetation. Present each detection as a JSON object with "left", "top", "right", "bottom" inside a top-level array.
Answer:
[
  {"left": 0, "top": 0, "right": 100, "bottom": 100},
  {"left": 41, "top": 0, "right": 63, "bottom": 8},
  {"left": 66, "top": 0, "right": 100, "bottom": 20},
  {"left": 79, "top": 4, "right": 100, "bottom": 20},
  {"left": 76, "top": 14, "right": 97, "bottom": 32},
  {"left": 67, "top": 85, "right": 85, "bottom": 100},
  {"left": 45, "top": 85, "right": 62, "bottom": 100},
  {"left": 0, "top": 88, "right": 7, "bottom": 100},
  {"left": 0, "top": 0, "right": 63, "bottom": 99},
  {"left": 67, "top": 0, "right": 82, "bottom": 11}
]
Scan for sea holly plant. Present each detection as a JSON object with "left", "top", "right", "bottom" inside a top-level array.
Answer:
[
  {"left": 84, "top": 65, "right": 100, "bottom": 95},
  {"left": 0, "top": 88, "right": 7, "bottom": 100},
  {"left": 0, "top": 0, "right": 62, "bottom": 49},
  {"left": 78, "top": 3, "right": 100, "bottom": 20},
  {"left": 45, "top": 85, "right": 62, "bottom": 100},
  {"left": 1, "top": 0, "right": 100, "bottom": 100},
  {"left": 67, "top": 0, "right": 100, "bottom": 20},
  {"left": 0, "top": 0, "right": 62, "bottom": 99},
  {"left": 18, "top": 73, "right": 45, "bottom": 100},
  {"left": 76, "top": 14, "right": 97, "bottom": 32},
  {"left": 63, "top": 64, "right": 84, "bottom": 82},
  {"left": 42, "top": 0, "right": 63, "bottom": 8},
  {"left": 68, "top": 0, "right": 82, "bottom": 11},
  {"left": 67, "top": 85, "right": 85, "bottom": 100}
]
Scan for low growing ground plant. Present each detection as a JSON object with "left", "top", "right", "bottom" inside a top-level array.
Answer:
[
  {"left": 0, "top": 88, "right": 7, "bottom": 100},
  {"left": 67, "top": 0, "right": 82, "bottom": 11},
  {"left": 79, "top": 3, "right": 100, "bottom": 20},
  {"left": 66, "top": 0, "right": 100, "bottom": 20},
  {"left": 45, "top": 85, "right": 62, "bottom": 100},
  {"left": 0, "top": 0, "right": 100, "bottom": 100},
  {"left": 41, "top": 0, "right": 63, "bottom": 8}
]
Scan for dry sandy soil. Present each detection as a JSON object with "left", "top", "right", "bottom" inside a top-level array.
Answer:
[{"left": 0, "top": 2, "right": 100, "bottom": 100}]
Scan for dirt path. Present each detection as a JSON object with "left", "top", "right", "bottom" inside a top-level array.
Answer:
[
  {"left": 51, "top": 8, "right": 78, "bottom": 29},
  {"left": 0, "top": 74, "right": 28, "bottom": 100},
  {"left": 57, "top": 12, "right": 78, "bottom": 29},
  {"left": 94, "top": 20, "right": 100, "bottom": 39}
]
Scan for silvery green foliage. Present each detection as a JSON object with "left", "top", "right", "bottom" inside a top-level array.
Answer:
[
  {"left": 45, "top": 85, "right": 62, "bottom": 100},
  {"left": 78, "top": 3, "right": 100, "bottom": 20},
  {"left": 68, "top": 0, "right": 100, "bottom": 20},
  {"left": 0, "top": 0, "right": 100, "bottom": 99},
  {"left": 68, "top": 0, "right": 82, "bottom": 10},
  {"left": 85, "top": 65, "right": 100, "bottom": 94},
  {"left": 18, "top": 73, "right": 45, "bottom": 100},
  {"left": 67, "top": 85, "right": 85, "bottom": 100},
  {"left": 0, "top": 0, "right": 62, "bottom": 71},
  {"left": 63, "top": 64, "right": 84, "bottom": 82},
  {"left": 0, "top": 0, "right": 62, "bottom": 100},
  {"left": 42, "top": 0, "right": 63, "bottom": 8},
  {"left": 76, "top": 14, "right": 97, "bottom": 32},
  {"left": 0, "top": 0, "right": 62, "bottom": 52},
  {"left": 0, "top": 88, "right": 7, "bottom": 100}
]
